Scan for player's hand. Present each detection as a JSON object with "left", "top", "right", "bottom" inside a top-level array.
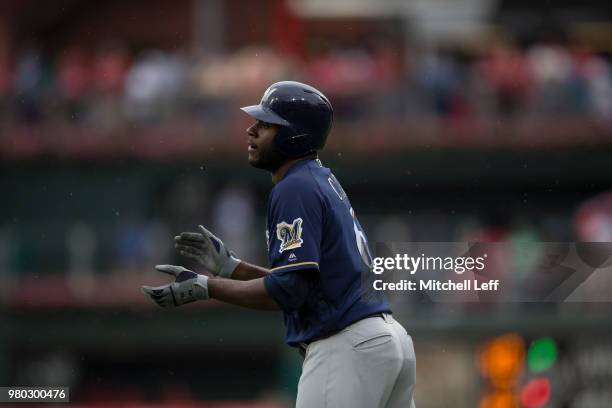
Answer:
[
  {"left": 174, "top": 225, "right": 241, "bottom": 278},
  {"left": 141, "top": 264, "right": 209, "bottom": 308}
]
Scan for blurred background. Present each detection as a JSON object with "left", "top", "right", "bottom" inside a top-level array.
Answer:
[{"left": 1, "top": 0, "right": 612, "bottom": 406}]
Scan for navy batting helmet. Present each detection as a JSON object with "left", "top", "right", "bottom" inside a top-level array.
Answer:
[{"left": 241, "top": 81, "right": 333, "bottom": 157}]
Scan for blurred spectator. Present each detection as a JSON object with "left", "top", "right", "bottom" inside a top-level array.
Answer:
[
  {"left": 124, "top": 50, "right": 187, "bottom": 122},
  {"left": 92, "top": 43, "right": 130, "bottom": 96},
  {"left": 305, "top": 47, "right": 376, "bottom": 94},
  {"left": 0, "top": 54, "right": 12, "bottom": 119},
  {"left": 0, "top": 229, "right": 17, "bottom": 295},
  {"left": 211, "top": 185, "right": 257, "bottom": 267},
  {"left": 305, "top": 43, "right": 402, "bottom": 118},
  {"left": 307, "top": 48, "right": 367, "bottom": 118},
  {"left": 16, "top": 352, "right": 80, "bottom": 389},
  {"left": 88, "top": 42, "right": 130, "bottom": 131},
  {"left": 67, "top": 222, "right": 97, "bottom": 298},
  {"left": 413, "top": 48, "right": 463, "bottom": 117},
  {"left": 0, "top": 54, "right": 11, "bottom": 96},
  {"left": 13, "top": 46, "right": 46, "bottom": 123},
  {"left": 161, "top": 176, "right": 211, "bottom": 243},
  {"left": 476, "top": 41, "right": 531, "bottom": 117},
  {"left": 143, "top": 221, "right": 173, "bottom": 267},
  {"left": 56, "top": 47, "right": 92, "bottom": 122},
  {"left": 191, "top": 46, "right": 295, "bottom": 99},
  {"left": 581, "top": 55, "right": 612, "bottom": 120},
  {"left": 575, "top": 191, "right": 612, "bottom": 241},
  {"left": 527, "top": 42, "right": 574, "bottom": 114},
  {"left": 189, "top": 47, "right": 295, "bottom": 121},
  {"left": 114, "top": 221, "right": 150, "bottom": 270}
]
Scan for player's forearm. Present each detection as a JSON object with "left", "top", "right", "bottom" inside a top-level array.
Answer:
[
  {"left": 207, "top": 277, "right": 279, "bottom": 310},
  {"left": 231, "top": 261, "right": 270, "bottom": 280}
]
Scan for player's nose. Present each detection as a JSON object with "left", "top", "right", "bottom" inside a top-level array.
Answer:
[{"left": 246, "top": 123, "right": 257, "bottom": 137}]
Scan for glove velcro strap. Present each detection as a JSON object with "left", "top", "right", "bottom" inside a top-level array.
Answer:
[
  {"left": 219, "top": 256, "right": 241, "bottom": 279},
  {"left": 192, "top": 275, "right": 210, "bottom": 300}
]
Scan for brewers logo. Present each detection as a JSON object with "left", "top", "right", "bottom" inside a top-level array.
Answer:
[{"left": 276, "top": 218, "right": 304, "bottom": 253}]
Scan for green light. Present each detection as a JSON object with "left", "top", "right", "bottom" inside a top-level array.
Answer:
[{"left": 528, "top": 337, "right": 557, "bottom": 373}]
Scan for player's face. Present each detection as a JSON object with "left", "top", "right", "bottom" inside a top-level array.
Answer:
[{"left": 246, "top": 120, "right": 286, "bottom": 172}]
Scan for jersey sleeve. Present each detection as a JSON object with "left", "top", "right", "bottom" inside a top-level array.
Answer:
[
  {"left": 266, "top": 181, "right": 324, "bottom": 273},
  {"left": 264, "top": 180, "right": 324, "bottom": 310}
]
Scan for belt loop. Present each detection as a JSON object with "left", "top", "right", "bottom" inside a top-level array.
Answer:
[{"left": 298, "top": 342, "right": 308, "bottom": 359}]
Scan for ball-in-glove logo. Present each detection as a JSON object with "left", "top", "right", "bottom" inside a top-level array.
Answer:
[{"left": 276, "top": 218, "right": 303, "bottom": 253}]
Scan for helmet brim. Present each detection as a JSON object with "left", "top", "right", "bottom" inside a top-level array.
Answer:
[{"left": 240, "top": 105, "right": 291, "bottom": 126}]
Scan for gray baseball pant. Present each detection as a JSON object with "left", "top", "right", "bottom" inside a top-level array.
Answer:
[{"left": 296, "top": 313, "right": 416, "bottom": 408}]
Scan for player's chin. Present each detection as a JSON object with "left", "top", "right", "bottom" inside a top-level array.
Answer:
[
  {"left": 249, "top": 150, "right": 284, "bottom": 172},
  {"left": 248, "top": 154, "right": 264, "bottom": 169}
]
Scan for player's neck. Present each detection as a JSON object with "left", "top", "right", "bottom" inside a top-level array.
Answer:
[{"left": 272, "top": 155, "right": 316, "bottom": 184}]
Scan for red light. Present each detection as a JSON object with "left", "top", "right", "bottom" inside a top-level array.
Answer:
[{"left": 520, "top": 377, "right": 551, "bottom": 408}]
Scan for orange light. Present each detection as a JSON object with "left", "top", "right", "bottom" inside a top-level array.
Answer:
[
  {"left": 479, "top": 333, "right": 525, "bottom": 390},
  {"left": 479, "top": 391, "right": 519, "bottom": 408}
]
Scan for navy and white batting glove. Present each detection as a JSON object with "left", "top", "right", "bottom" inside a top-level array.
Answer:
[
  {"left": 174, "top": 225, "right": 241, "bottom": 278},
  {"left": 141, "top": 265, "right": 209, "bottom": 308}
]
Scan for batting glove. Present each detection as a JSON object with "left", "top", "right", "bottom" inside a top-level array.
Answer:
[
  {"left": 174, "top": 225, "right": 241, "bottom": 278},
  {"left": 142, "top": 264, "right": 209, "bottom": 308}
]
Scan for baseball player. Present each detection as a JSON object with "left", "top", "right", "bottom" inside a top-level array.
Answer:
[{"left": 142, "top": 81, "right": 416, "bottom": 408}]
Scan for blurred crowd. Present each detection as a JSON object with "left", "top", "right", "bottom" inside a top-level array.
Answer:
[
  {"left": 1, "top": 38, "right": 612, "bottom": 129},
  {"left": 1, "top": 37, "right": 611, "bottom": 301},
  {"left": 2, "top": 180, "right": 610, "bottom": 282}
]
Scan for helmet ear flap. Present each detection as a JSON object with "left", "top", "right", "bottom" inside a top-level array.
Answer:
[{"left": 274, "top": 125, "right": 314, "bottom": 157}]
